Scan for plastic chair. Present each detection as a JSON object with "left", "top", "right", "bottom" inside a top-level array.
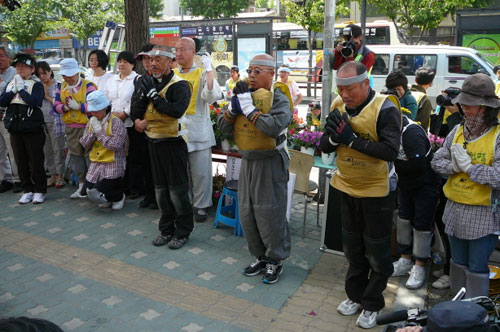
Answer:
[
  {"left": 213, "top": 180, "right": 243, "bottom": 237},
  {"left": 289, "top": 150, "right": 319, "bottom": 238}
]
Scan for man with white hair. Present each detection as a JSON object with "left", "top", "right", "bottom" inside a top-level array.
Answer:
[
  {"left": 174, "top": 37, "right": 222, "bottom": 222},
  {"left": 131, "top": 45, "right": 193, "bottom": 250}
]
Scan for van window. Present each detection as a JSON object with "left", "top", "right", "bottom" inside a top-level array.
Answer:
[
  {"left": 393, "top": 54, "right": 437, "bottom": 76},
  {"left": 372, "top": 54, "right": 389, "bottom": 75},
  {"left": 448, "top": 56, "right": 486, "bottom": 75}
]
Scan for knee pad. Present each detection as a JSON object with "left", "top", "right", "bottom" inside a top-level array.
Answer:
[
  {"left": 396, "top": 217, "right": 412, "bottom": 246},
  {"left": 412, "top": 229, "right": 433, "bottom": 260},
  {"left": 365, "top": 236, "right": 393, "bottom": 277}
]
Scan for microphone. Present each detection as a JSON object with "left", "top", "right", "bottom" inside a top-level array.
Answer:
[{"left": 376, "top": 310, "right": 409, "bottom": 325}]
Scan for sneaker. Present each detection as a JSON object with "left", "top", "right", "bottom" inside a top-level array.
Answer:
[
  {"left": 242, "top": 258, "right": 268, "bottom": 276},
  {"left": 0, "top": 180, "right": 13, "bottom": 193},
  {"left": 70, "top": 184, "right": 87, "bottom": 199},
  {"left": 432, "top": 274, "right": 450, "bottom": 290},
  {"left": 111, "top": 194, "right": 125, "bottom": 210},
  {"left": 12, "top": 182, "right": 23, "bottom": 193},
  {"left": 392, "top": 258, "right": 413, "bottom": 277},
  {"left": 262, "top": 261, "right": 283, "bottom": 284},
  {"left": 337, "top": 299, "right": 362, "bottom": 316},
  {"left": 87, "top": 188, "right": 107, "bottom": 204},
  {"left": 32, "top": 193, "right": 46, "bottom": 204},
  {"left": 47, "top": 176, "right": 57, "bottom": 187},
  {"left": 194, "top": 209, "right": 208, "bottom": 222},
  {"left": 19, "top": 192, "right": 34, "bottom": 204},
  {"left": 167, "top": 236, "right": 189, "bottom": 249},
  {"left": 356, "top": 310, "right": 379, "bottom": 329},
  {"left": 55, "top": 176, "right": 65, "bottom": 188},
  {"left": 406, "top": 265, "right": 426, "bottom": 289},
  {"left": 432, "top": 269, "right": 444, "bottom": 278},
  {"left": 99, "top": 202, "right": 112, "bottom": 208},
  {"left": 152, "top": 233, "right": 174, "bottom": 246}
]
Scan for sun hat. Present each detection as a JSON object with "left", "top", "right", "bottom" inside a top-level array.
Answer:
[
  {"left": 452, "top": 73, "right": 500, "bottom": 108},
  {"left": 86, "top": 90, "right": 110, "bottom": 112},
  {"left": 59, "top": 58, "right": 80, "bottom": 77},
  {"left": 11, "top": 53, "right": 36, "bottom": 68}
]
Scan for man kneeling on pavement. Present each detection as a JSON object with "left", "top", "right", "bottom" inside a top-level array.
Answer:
[{"left": 80, "top": 90, "right": 127, "bottom": 210}]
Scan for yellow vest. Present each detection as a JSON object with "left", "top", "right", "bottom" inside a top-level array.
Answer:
[
  {"left": 233, "top": 82, "right": 293, "bottom": 151},
  {"left": 60, "top": 79, "right": 95, "bottom": 125},
  {"left": 227, "top": 78, "right": 239, "bottom": 92},
  {"left": 89, "top": 115, "right": 117, "bottom": 163},
  {"left": 330, "top": 94, "right": 400, "bottom": 198},
  {"left": 443, "top": 125, "right": 500, "bottom": 206},
  {"left": 495, "top": 81, "right": 500, "bottom": 98},
  {"left": 411, "top": 90, "right": 426, "bottom": 106},
  {"left": 144, "top": 74, "right": 191, "bottom": 139},
  {"left": 173, "top": 67, "right": 203, "bottom": 115}
]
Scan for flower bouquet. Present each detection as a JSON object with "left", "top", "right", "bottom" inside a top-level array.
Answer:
[
  {"left": 289, "top": 129, "right": 323, "bottom": 155},
  {"left": 429, "top": 133, "right": 445, "bottom": 151}
]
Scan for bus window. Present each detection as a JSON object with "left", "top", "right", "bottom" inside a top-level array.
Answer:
[
  {"left": 393, "top": 54, "right": 437, "bottom": 76},
  {"left": 372, "top": 54, "right": 389, "bottom": 75},
  {"left": 448, "top": 56, "right": 486, "bottom": 75}
]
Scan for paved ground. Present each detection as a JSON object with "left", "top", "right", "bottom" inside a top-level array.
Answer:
[{"left": 0, "top": 181, "right": 424, "bottom": 332}]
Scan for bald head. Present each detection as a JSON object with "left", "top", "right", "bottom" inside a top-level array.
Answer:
[
  {"left": 175, "top": 37, "right": 196, "bottom": 67},
  {"left": 248, "top": 54, "right": 275, "bottom": 90},
  {"left": 337, "top": 61, "right": 366, "bottom": 78}
]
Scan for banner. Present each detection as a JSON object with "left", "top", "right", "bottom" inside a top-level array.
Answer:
[{"left": 463, "top": 34, "right": 500, "bottom": 66}]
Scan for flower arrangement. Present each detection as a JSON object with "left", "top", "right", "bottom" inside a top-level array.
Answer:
[
  {"left": 210, "top": 102, "right": 234, "bottom": 144},
  {"left": 429, "top": 133, "right": 445, "bottom": 151},
  {"left": 289, "top": 129, "right": 323, "bottom": 149}
]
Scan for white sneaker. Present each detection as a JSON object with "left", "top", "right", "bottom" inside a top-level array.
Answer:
[
  {"left": 392, "top": 258, "right": 412, "bottom": 276},
  {"left": 111, "top": 194, "right": 125, "bottom": 211},
  {"left": 356, "top": 309, "right": 379, "bottom": 329},
  {"left": 432, "top": 269, "right": 444, "bottom": 278},
  {"left": 19, "top": 192, "right": 34, "bottom": 204},
  {"left": 432, "top": 274, "right": 450, "bottom": 290},
  {"left": 337, "top": 298, "right": 361, "bottom": 316},
  {"left": 70, "top": 183, "right": 86, "bottom": 199},
  {"left": 406, "top": 265, "right": 426, "bottom": 289},
  {"left": 32, "top": 193, "right": 46, "bottom": 204}
]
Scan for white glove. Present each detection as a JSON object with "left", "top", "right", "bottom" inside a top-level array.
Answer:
[
  {"left": 237, "top": 92, "right": 255, "bottom": 116},
  {"left": 67, "top": 97, "right": 80, "bottom": 111},
  {"left": 14, "top": 74, "right": 24, "bottom": 92},
  {"left": 89, "top": 116, "right": 102, "bottom": 133},
  {"left": 451, "top": 143, "right": 472, "bottom": 173},
  {"left": 200, "top": 52, "right": 212, "bottom": 72}
]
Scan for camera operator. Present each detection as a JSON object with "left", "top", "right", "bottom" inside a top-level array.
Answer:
[
  {"left": 332, "top": 24, "right": 375, "bottom": 73},
  {"left": 430, "top": 87, "right": 463, "bottom": 138}
]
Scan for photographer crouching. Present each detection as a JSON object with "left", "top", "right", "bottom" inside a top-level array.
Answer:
[{"left": 332, "top": 24, "right": 375, "bottom": 73}]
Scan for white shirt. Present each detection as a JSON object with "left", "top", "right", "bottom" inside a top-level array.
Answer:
[
  {"left": 103, "top": 71, "right": 138, "bottom": 127},
  {"left": 88, "top": 71, "right": 113, "bottom": 91}
]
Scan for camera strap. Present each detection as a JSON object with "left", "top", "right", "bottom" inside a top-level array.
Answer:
[{"left": 336, "top": 71, "right": 368, "bottom": 86}]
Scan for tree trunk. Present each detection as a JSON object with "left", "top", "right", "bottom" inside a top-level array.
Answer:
[{"left": 125, "top": 0, "right": 149, "bottom": 75}]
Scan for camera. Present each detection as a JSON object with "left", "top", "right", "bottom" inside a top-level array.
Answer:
[
  {"left": 436, "top": 87, "right": 461, "bottom": 107},
  {"left": 340, "top": 27, "right": 357, "bottom": 58},
  {"left": 1, "top": 0, "right": 21, "bottom": 11}
]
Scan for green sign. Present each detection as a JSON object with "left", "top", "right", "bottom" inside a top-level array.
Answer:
[{"left": 463, "top": 34, "right": 500, "bottom": 66}]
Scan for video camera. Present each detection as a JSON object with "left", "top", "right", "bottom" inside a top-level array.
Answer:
[
  {"left": 436, "top": 87, "right": 461, "bottom": 107},
  {"left": 0, "top": 0, "right": 21, "bottom": 11},
  {"left": 340, "top": 27, "right": 357, "bottom": 58}
]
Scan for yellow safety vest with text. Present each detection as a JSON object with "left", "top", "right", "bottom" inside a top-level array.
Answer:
[
  {"left": 173, "top": 67, "right": 203, "bottom": 115},
  {"left": 60, "top": 80, "right": 95, "bottom": 125},
  {"left": 144, "top": 75, "right": 191, "bottom": 139},
  {"left": 443, "top": 125, "right": 500, "bottom": 206},
  {"left": 89, "top": 115, "right": 118, "bottom": 163},
  {"left": 330, "top": 94, "right": 400, "bottom": 198}
]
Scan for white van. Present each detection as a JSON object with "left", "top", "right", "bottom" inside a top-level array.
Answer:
[{"left": 365, "top": 45, "right": 496, "bottom": 104}]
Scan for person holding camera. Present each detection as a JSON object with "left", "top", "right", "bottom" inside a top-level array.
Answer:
[
  {"left": 385, "top": 71, "right": 418, "bottom": 120},
  {"left": 332, "top": 24, "right": 375, "bottom": 73},
  {"left": 431, "top": 73, "right": 500, "bottom": 299}
]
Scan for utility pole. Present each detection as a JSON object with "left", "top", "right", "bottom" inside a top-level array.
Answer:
[
  {"left": 321, "top": 0, "right": 336, "bottom": 122},
  {"left": 361, "top": 0, "right": 366, "bottom": 43}
]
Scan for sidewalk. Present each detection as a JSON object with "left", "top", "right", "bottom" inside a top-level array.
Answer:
[{"left": 0, "top": 183, "right": 424, "bottom": 331}]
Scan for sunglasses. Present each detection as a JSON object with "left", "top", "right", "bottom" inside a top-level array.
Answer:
[{"left": 246, "top": 68, "right": 273, "bottom": 75}]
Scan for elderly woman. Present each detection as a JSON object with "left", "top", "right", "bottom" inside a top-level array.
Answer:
[
  {"left": 0, "top": 53, "right": 45, "bottom": 204},
  {"left": 431, "top": 73, "right": 500, "bottom": 298}
]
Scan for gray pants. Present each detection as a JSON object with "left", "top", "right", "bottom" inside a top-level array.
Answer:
[
  {"left": 0, "top": 121, "right": 19, "bottom": 182},
  {"left": 43, "top": 122, "right": 66, "bottom": 175},
  {"left": 65, "top": 127, "right": 89, "bottom": 183},
  {"left": 188, "top": 148, "right": 213, "bottom": 209},
  {"left": 239, "top": 151, "right": 291, "bottom": 262}
]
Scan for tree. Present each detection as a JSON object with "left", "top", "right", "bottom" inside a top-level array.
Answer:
[
  {"left": 125, "top": 0, "right": 149, "bottom": 74},
  {"left": 0, "top": 0, "right": 59, "bottom": 50},
  {"left": 367, "top": 0, "right": 492, "bottom": 45},
  {"left": 149, "top": 0, "right": 164, "bottom": 19},
  {"left": 179, "top": 0, "right": 250, "bottom": 19},
  {"left": 282, "top": 0, "right": 349, "bottom": 96}
]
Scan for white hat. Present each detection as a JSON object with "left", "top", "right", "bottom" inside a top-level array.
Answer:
[
  {"left": 87, "top": 90, "right": 110, "bottom": 112},
  {"left": 59, "top": 58, "right": 80, "bottom": 77}
]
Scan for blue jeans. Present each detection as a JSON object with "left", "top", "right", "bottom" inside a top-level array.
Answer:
[{"left": 448, "top": 234, "right": 498, "bottom": 273}]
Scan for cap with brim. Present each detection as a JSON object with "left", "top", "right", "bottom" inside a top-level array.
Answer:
[
  {"left": 87, "top": 90, "right": 110, "bottom": 112},
  {"left": 135, "top": 51, "right": 150, "bottom": 60},
  {"left": 452, "top": 73, "right": 500, "bottom": 108},
  {"left": 11, "top": 54, "right": 35, "bottom": 68},
  {"left": 59, "top": 58, "right": 80, "bottom": 77}
]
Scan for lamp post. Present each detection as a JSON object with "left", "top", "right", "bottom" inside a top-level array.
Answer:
[{"left": 321, "top": 0, "right": 336, "bottom": 122}]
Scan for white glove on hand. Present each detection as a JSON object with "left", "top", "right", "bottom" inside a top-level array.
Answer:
[
  {"left": 67, "top": 97, "right": 80, "bottom": 111},
  {"left": 200, "top": 53, "right": 212, "bottom": 72},
  {"left": 89, "top": 116, "right": 102, "bottom": 133},
  {"left": 237, "top": 92, "right": 255, "bottom": 117},
  {"left": 14, "top": 74, "right": 24, "bottom": 92},
  {"left": 451, "top": 143, "right": 472, "bottom": 173}
]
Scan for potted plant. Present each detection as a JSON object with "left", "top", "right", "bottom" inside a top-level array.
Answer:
[
  {"left": 210, "top": 102, "right": 234, "bottom": 151},
  {"left": 289, "top": 129, "right": 323, "bottom": 155}
]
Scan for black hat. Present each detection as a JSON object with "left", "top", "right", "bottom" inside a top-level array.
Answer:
[
  {"left": 11, "top": 53, "right": 36, "bottom": 68},
  {"left": 424, "top": 301, "right": 489, "bottom": 332}
]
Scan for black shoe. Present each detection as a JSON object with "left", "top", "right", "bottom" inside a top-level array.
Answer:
[
  {"left": 0, "top": 181, "right": 13, "bottom": 193},
  {"left": 152, "top": 233, "right": 174, "bottom": 246},
  {"left": 242, "top": 258, "right": 268, "bottom": 276},
  {"left": 12, "top": 182, "right": 23, "bottom": 193},
  {"left": 139, "top": 197, "right": 154, "bottom": 208},
  {"left": 262, "top": 261, "right": 283, "bottom": 284},
  {"left": 127, "top": 192, "right": 142, "bottom": 200},
  {"left": 167, "top": 236, "right": 189, "bottom": 249},
  {"left": 194, "top": 209, "right": 208, "bottom": 223}
]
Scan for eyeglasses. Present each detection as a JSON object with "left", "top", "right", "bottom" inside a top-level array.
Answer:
[{"left": 246, "top": 68, "right": 272, "bottom": 75}]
